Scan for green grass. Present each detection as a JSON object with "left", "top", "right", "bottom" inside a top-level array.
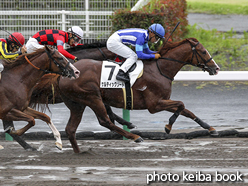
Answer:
[
  {"left": 187, "top": 0, "right": 248, "bottom": 15},
  {"left": 183, "top": 0, "right": 248, "bottom": 71},
  {"left": 182, "top": 25, "right": 248, "bottom": 71}
]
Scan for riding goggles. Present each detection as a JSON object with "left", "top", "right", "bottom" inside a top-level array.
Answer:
[
  {"left": 13, "top": 45, "right": 20, "bottom": 50},
  {"left": 154, "top": 35, "right": 161, "bottom": 44},
  {"left": 71, "top": 35, "right": 81, "bottom": 46}
]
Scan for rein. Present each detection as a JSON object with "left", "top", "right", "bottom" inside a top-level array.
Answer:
[
  {"left": 97, "top": 47, "right": 107, "bottom": 60},
  {"left": 24, "top": 49, "right": 69, "bottom": 76},
  {"left": 157, "top": 41, "right": 212, "bottom": 81}
]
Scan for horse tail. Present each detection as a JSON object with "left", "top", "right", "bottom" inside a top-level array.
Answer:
[{"left": 29, "top": 74, "right": 62, "bottom": 112}]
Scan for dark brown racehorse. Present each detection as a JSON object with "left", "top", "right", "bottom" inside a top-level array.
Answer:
[
  {"left": 31, "top": 43, "right": 135, "bottom": 129},
  {"left": 33, "top": 38, "right": 220, "bottom": 153},
  {"left": 0, "top": 46, "right": 80, "bottom": 150}
]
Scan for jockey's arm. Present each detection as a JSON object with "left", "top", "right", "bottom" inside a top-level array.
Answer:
[
  {"left": 135, "top": 44, "right": 155, "bottom": 59},
  {"left": 143, "top": 43, "right": 157, "bottom": 54},
  {"left": 56, "top": 40, "right": 76, "bottom": 60},
  {"left": 0, "top": 41, "right": 21, "bottom": 59}
]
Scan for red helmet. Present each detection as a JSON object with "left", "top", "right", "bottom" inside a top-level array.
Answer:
[{"left": 8, "top": 32, "right": 25, "bottom": 47}]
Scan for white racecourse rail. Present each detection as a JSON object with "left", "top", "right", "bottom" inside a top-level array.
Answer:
[{"left": 175, "top": 71, "right": 248, "bottom": 81}]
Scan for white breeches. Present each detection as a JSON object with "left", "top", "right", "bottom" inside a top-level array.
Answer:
[
  {"left": 107, "top": 32, "right": 138, "bottom": 73},
  {"left": 26, "top": 37, "right": 45, "bottom": 53},
  {"left": 0, "top": 63, "right": 4, "bottom": 72}
]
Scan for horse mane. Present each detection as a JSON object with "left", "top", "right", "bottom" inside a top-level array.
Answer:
[
  {"left": 66, "top": 41, "right": 107, "bottom": 52},
  {"left": 159, "top": 37, "right": 199, "bottom": 55},
  {"left": 29, "top": 74, "right": 61, "bottom": 112},
  {"left": 2, "top": 48, "right": 45, "bottom": 70}
]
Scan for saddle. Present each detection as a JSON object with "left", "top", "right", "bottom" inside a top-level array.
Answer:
[{"left": 100, "top": 60, "right": 143, "bottom": 110}]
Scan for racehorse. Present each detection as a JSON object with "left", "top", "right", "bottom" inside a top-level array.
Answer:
[
  {"left": 3, "top": 42, "right": 132, "bottom": 151},
  {"left": 30, "top": 42, "right": 135, "bottom": 129},
  {"left": 0, "top": 46, "right": 80, "bottom": 150},
  {"left": 32, "top": 38, "right": 220, "bottom": 153}
]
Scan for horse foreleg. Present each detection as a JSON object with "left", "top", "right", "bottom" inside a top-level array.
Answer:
[
  {"left": 24, "top": 107, "right": 62, "bottom": 150},
  {"left": 3, "top": 120, "right": 36, "bottom": 151},
  {"left": 165, "top": 107, "right": 218, "bottom": 136},
  {"left": 150, "top": 99, "right": 185, "bottom": 134},
  {"left": 181, "top": 109, "right": 218, "bottom": 136},
  {"left": 4, "top": 109, "right": 36, "bottom": 136},
  {"left": 164, "top": 108, "right": 181, "bottom": 134},
  {"left": 104, "top": 104, "right": 137, "bottom": 129}
]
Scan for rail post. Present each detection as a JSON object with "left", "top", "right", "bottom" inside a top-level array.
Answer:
[
  {"left": 5, "top": 133, "right": 13, "bottom": 141},
  {"left": 123, "top": 109, "right": 130, "bottom": 140}
]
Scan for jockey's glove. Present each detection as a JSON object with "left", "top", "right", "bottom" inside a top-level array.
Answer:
[
  {"left": 74, "top": 57, "right": 79, "bottom": 62},
  {"left": 154, "top": 53, "right": 161, "bottom": 59}
]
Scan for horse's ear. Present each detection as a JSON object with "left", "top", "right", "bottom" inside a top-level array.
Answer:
[{"left": 45, "top": 45, "right": 51, "bottom": 52}]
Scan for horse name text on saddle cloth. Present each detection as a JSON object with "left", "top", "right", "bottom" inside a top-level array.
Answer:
[{"left": 100, "top": 60, "right": 143, "bottom": 88}]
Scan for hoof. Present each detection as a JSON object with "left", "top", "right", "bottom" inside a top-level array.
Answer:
[
  {"left": 134, "top": 137, "right": 144, "bottom": 143},
  {"left": 55, "top": 142, "right": 63, "bottom": 150},
  {"left": 0, "top": 145, "right": 4, "bottom": 150},
  {"left": 26, "top": 147, "right": 37, "bottom": 151},
  {"left": 128, "top": 124, "right": 137, "bottom": 129},
  {"left": 209, "top": 130, "right": 219, "bottom": 136},
  {"left": 4, "top": 126, "right": 13, "bottom": 134},
  {"left": 165, "top": 125, "right": 171, "bottom": 134}
]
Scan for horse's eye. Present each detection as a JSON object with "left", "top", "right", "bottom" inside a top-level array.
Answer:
[{"left": 202, "top": 51, "right": 206, "bottom": 55}]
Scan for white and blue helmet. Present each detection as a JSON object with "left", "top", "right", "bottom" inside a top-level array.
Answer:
[{"left": 148, "top": 23, "right": 165, "bottom": 39}]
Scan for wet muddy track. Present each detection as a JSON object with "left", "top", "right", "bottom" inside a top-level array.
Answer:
[{"left": 0, "top": 138, "right": 248, "bottom": 186}]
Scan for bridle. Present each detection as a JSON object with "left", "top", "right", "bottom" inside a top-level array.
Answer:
[
  {"left": 24, "top": 48, "right": 71, "bottom": 77},
  {"left": 157, "top": 41, "right": 213, "bottom": 81}
]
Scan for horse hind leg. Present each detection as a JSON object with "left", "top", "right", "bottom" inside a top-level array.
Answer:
[
  {"left": 65, "top": 104, "right": 85, "bottom": 153},
  {"left": 104, "top": 104, "right": 137, "bottom": 129},
  {"left": 91, "top": 100, "right": 143, "bottom": 143}
]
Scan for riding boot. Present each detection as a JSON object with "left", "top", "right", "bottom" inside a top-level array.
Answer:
[{"left": 116, "top": 69, "right": 130, "bottom": 82}]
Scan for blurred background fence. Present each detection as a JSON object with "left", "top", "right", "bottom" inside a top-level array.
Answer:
[{"left": 0, "top": 0, "right": 138, "bottom": 43}]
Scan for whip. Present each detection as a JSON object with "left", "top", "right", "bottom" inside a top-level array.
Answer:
[{"left": 164, "top": 21, "right": 180, "bottom": 43}]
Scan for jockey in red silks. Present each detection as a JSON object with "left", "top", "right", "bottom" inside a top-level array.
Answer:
[
  {"left": 26, "top": 26, "right": 84, "bottom": 62},
  {"left": 0, "top": 32, "right": 27, "bottom": 79}
]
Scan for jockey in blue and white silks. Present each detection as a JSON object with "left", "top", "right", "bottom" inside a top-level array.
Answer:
[{"left": 107, "top": 23, "right": 165, "bottom": 82}]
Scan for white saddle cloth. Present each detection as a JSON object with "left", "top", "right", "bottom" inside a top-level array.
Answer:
[{"left": 100, "top": 60, "right": 143, "bottom": 88}]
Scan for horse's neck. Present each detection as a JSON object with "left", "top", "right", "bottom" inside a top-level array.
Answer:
[
  {"left": 71, "top": 47, "right": 116, "bottom": 61},
  {"left": 159, "top": 44, "right": 191, "bottom": 79},
  {"left": 9, "top": 55, "right": 47, "bottom": 90}
]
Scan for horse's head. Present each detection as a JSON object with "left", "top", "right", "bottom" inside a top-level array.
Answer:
[
  {"left": 45, "top": 46, "right": 80, "bottom": 79},
  {"left": 187, "top": 38, "right": 220, "bottom": 75}
]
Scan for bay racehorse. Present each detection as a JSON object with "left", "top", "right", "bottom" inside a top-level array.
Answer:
[
  {"left": 33, "top": 38, "right": 220, "bottom": 153},
  {"left": 30, "top": 43, "right": 135, "bottom": 129},
  {"left": 0, "top": 46, "right": 80, "bottom": 150}
]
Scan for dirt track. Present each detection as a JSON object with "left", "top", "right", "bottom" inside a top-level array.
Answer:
[{"left": 0, "top": 136, "right": 248, "bottom": 186}]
